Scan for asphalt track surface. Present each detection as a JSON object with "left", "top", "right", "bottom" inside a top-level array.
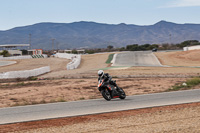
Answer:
[
  {"left": 112, "top": 51, "right": 162, "bottom": 66},
  {"left": 0, "top": 89, "right": 200, "bottom": 125}
]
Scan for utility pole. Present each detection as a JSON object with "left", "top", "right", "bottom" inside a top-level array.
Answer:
[
  {"left": 29, "top": 34, "right": 32, "bottom": 49},
  {"left": 52, "top": 38, "right": 55, "bottom": 51},
  {"left": 56, "top": 42, "right": 59, "bottom": 51}
]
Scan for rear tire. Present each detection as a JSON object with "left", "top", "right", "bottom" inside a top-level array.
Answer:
[
  {"left": 101, "top": 89, "right": 111, "bottom": 101},
  {"left": 119, "top": 88, "right": 126, "bottom": 99}
]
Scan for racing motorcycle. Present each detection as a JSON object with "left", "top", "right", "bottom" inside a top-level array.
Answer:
[{"left": 98, "top": 79, "right": 126, "bottom": 101}]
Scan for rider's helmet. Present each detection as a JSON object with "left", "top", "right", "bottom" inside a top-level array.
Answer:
[{"left": 98, "top": 70, "right": 104, "bottom": 77}]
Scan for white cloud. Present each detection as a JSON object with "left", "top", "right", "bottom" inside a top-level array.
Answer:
[{"left": 162, "top": 0, "right": 200, "bottom": 8}]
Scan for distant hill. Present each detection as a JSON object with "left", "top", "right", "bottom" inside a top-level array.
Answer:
[{"left": 0, "top": 21, "right": 200, "bottom": 50}]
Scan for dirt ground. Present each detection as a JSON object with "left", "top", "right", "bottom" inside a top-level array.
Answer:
[
  {"left": 0, "top": 50, "right": 200, "bottom": 108},
  {"left": 0, "top": 58, "right": 70, "bottom": 73},
  {"left": 39, "top": 53, "right": 111, "bottom": 78},
  {"left": 1, "top": 50, "right": 200, "bottom": 78},
  {"left": 107, "top": 50, "right": 200, "bottom": 77},
  {"left": 107, "top": 66, "right": 200, "bottom": 77},
  {"left": 1, "top": 102, "right": 200, "bottom": 133},
  {"left": 154, "top": 50, "right": 200, "bottom": 67},
  {"left": 0, "top": 77, "right": 188, "bottom": 108},
  {"left": 1, "top": 50, "right": 200, "bottom": 132}
]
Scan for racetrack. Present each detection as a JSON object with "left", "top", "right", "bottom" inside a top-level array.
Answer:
[
  {"left": 112, "top": 51, "right": 162, "bottom": 67},
  {"left": 0, "top": 89, "right": 200, "bottom": 125},
  {"left": 1, "top": 50, "right": 200, "bottom": 127}
]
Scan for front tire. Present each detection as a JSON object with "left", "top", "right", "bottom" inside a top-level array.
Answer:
[
  {"left": 119, "top": 88, "right": 126, "bottom": 99},
  {"left": 101, "top": 89, "right": 111, "bottom": 101}
]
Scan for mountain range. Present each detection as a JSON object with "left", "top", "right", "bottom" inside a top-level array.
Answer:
[{"left": 0, "top": 20, "right": 200, "bottom": 50}]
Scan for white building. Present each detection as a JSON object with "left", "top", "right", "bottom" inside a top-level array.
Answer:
[
  {"left": 28, "top": 49, "right": 43, "bottom": 55},
  {"left": 0, "top": 44, "right": 30, "bottom": 50},
  {"left": 183, "top": 45, "right": 200, "bottom": 51}
]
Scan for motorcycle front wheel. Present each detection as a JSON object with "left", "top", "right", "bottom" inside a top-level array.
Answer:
[
  {"left": 119, "top": 88, "right": 126, "bottom": 99},
  {"left": 101, "top": 89, "right": 111, "bottom": 101}
]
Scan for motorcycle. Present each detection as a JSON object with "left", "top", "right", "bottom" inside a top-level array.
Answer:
[{"left": 98, "top": 79, "right": 126, "bottom": 101}]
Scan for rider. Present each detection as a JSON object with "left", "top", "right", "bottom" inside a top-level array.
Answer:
[{"left": 98, "top": 70, "right": 119, "bottom": 91}]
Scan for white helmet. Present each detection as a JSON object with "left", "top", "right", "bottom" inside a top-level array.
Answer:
[{"left": 98, "top": 70, "right": 104, "bottom": 77}]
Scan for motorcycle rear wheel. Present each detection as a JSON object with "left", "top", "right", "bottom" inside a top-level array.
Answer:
[{"left": 101, "top": 89, "right": 111, "bottom": 101}]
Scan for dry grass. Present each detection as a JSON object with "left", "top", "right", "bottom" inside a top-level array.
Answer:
[
  {"left": 5, "top": 103, "right": 200, "bottom": 133},
  {"left": 0, "top": 77, "right": 188, "bottom": 108},
  {"left": 0, "top": 58, "right": 70, "bottom": 73},
  {"left": 107, "top": 66, "right": 200, "bottom": 77},
  {"left": 39, "top": 53, "right": 111, "bottom": 78},
  {"left": 154, "top": 50, "right": 200, "bottom": 67}
]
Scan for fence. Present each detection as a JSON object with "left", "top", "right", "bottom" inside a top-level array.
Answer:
[
  {"left": 55, "top": 53, "right": 81, "bottom": 70},
  {"left": 0, "top": 66, "right": 50, "bottom": 79},
  {"left": 32, "top": 54, "right": 47, "bottom": 58}
]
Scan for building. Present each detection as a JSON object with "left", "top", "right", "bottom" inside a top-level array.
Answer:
[
  {"left": 64, "top": 49, "right": 85, "bottom": 54},
  {"left": 0, "top": 50, "right": 22, "bottom": 56},
  {"left": 8, "top": 50, "right": 22, "bottom": 56},
  {"left": 64, "top": 50, "right": 73, "bottom": 53},
  {"left": 0, "top": 44, "right": 30, "bottom": 50},
  {"left": 0, "top": 44, "right": 31, "bottom": 56},
  {"left": 28, "top": 49, "right": 43, "bottom": 55},
  {"left": 183, "top": 45, "right": 200, "bottom": 51},
  {"left": 77, "top": 49, "right": 85, "bottom": 54}
]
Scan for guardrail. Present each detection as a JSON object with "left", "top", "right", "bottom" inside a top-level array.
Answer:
[
  {"left": 55, "top": 53, "right": 81, "bottom": 70},
  {"left": 0, "top": 66, "right": 50, "bottom": 79}
]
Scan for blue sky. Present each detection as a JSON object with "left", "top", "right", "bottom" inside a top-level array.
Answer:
[{"left": 0, "top": 0, "right": 200, "bottom": 30}]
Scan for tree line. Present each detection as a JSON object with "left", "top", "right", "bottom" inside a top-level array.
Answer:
[
  {"left": 1, "top": 40, "right": 199, "bottom": 56},
  {"left": 58, "top": 40, "right": 200, "bottom": 54},
  {"left": 83, "top": 40, "right": 200, "bottom": 54},
  {"left": 123, "top": 40, "right": 200, "bottom": 51}
]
